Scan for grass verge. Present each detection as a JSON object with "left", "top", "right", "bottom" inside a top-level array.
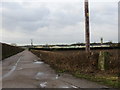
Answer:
[
  {"left": 73, "top": 72, "right": 119, "bottom": 88},
  {"left": 30, "top": 50, "right": 120, "bottom": 88}
]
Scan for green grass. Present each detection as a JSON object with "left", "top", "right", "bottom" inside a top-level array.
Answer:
[
  {"left": 73, "top": 72, "right": 120, "bottom": 88},
  {"left": 54, "top": 68, "right": 119, "bottom": 88},
  {"left": 56, "top": 69, "right": 66, "bottom": 73}
]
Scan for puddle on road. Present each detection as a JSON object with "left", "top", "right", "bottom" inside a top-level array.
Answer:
[
  {"left": 35, "top": 72, "right": 45, "bottom": 80},
  {"left": 35, "top": 72, "right": 57, "bottom": 81},
  {"left": 60, "top": 86, "right": 69, "bottom": 88},
  {"left": 3, "top": 56, "right": 22, "bottom": 79},
  {"left": 35, "top": 72, "right": 78, "bottom": 88},
  {"left": 3, "top": 66, "right": 16, "bottom": 79},
  {"left": 39, "top": 82, "right": 47, "bottom": 88},
  {"left": 33, "top": 60, "right": 44, "bottom": 64},
  {"left": 17, "top": 68, "right": 23, "bottom": 71},
  {"left": 36, "top": 72, "right": 44, "bottom": 76},
  {"left": 71, "top": 85, "right": 78, "bottom": 88},
  {"left": 59, "top": 85, "right": 78, "bottom": 88}
]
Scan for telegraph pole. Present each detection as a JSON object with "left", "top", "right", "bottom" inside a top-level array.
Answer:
[{"left": 84, "top": 0, "right": 90, "bottom": 53}]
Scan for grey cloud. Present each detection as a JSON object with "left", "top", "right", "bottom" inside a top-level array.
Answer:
[
  {"left": 1, "top": 1, "right": 118, "bottom": 45},
  {"left": 2, "top": 2, "right": 84, "bottom": 32},
  {"left": 48, "top": 3, "right": 84, "bottom": 28},
  {"left": 90, "top": 2, "right": 118, "bottom": 25},
  {"left": 2, "top": 2, "right": 23, "bottom": 10},
  {"left": 2, "top": 2, "right": 50, "bottom": 31}
]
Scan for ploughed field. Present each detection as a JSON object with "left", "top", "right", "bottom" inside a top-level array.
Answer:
[{"left": 31, "top": 49, "right": 120, "bottom": 88}]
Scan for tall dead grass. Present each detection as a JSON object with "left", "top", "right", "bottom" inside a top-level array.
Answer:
[{"left": 31, "top": 50, "right": 119, "bottom": 75}]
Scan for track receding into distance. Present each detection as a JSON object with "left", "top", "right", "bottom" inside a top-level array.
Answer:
[{"left": 2, "top": 50, "right": 108, "bottom": 88}]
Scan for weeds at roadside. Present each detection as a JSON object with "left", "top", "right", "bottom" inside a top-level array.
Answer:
[{"left": 30, "top": 50, "right": 119, "bottom": 88}]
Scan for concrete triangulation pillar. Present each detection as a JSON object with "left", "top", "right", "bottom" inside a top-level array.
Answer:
[{"left": 98, "top": 51, "right": 109, "bottom": 71}]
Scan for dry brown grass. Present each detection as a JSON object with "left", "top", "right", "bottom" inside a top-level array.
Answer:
[
  {"left": 31, "top": 49, "right": 120, "bottom": 87},
  {"left": 2, "top": 43, "right": 24, "bottom": 60},
  {"left": 31, "top": 49, "right": 119, "bottom": 76}
]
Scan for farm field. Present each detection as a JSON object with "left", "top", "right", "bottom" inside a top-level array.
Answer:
[{"left": 31, "top": 49, "right": 120, "bottom": 88}]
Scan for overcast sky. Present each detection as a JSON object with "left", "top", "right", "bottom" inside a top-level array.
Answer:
[{"left": 0, "top": 0, "right": 119, "bottom": 45}]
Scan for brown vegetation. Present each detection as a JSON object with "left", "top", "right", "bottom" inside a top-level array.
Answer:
[
  {"left": 31, "top": 49, "right": 119, "bottom": 75},
  {"left": 2, "top": 43, "right": 24, "bottom": 60},
  {"left": 31, "top": 49, "right": 119, "bottom": 87}
]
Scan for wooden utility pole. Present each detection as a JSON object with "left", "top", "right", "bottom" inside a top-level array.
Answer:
[{"left": 84, "top": 0, "right": 90, "bottom": 53}]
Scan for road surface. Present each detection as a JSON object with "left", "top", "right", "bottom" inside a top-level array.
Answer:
[{"left": 2, "top": 50, "right": 109, "bottom": 88}]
